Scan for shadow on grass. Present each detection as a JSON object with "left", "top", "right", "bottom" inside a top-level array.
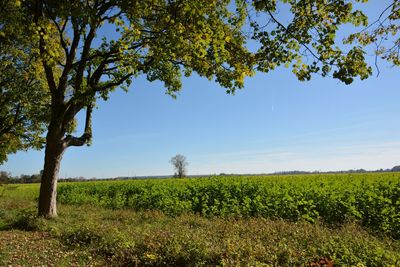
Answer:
[{"left": 0, "top": 208, "right": 44, "bottom": 232}]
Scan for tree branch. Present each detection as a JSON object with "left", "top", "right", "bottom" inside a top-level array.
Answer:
[
  {"left": 74, "top": 24, "right": 96, "bottom": 93},
  {"left": 264, "top": 6, "right": 321, "bottom": 62},
  {"left": 97, "top": 73, "right": 132, "bottom": 92},
  {"left": 34, "top": 0, "right": 57, "bottom": 95},
  {"left": 63, "top": 104, "right": 93, "bottom": 147}
]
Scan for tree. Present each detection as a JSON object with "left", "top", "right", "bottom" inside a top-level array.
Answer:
[
  {"left": 251, "top": 0, "right": 372, "bottom": 84},
  {"left": 0, "top": 0, "right": 49, "bottom": 164},
  {"left": 391, "top": 166, "right": 400, "bottom": 172},
  {"left": 0, "top": 171, "right": 11, "bottom": 197},
  {"left": 170, "top": 154, "right": 188, "bottom": 178},
  {"left": 0, "top": 171, "right": 11, "bottom": 184},
  {"left": 28, "top": 0, "right": 253, "bottom": 218},
  {"left": 344, "top": 1, "right": 400, "bottom": 71},
  {"left": 2, "top": 0, "right": 376, "bottom": 218}
]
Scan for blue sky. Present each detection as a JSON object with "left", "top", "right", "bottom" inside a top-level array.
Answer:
[{"left": 2, "top": 1, "right": 400, "bottom": 178}]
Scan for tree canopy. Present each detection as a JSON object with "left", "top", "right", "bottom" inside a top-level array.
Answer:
[
  {"left": 345, "top": 1, "right": 400, "bottom": 70},
  {"left": 0, "top": 0, "right": 49, "bottom": 164},
  {"left": 252, "top": 0, "right": 374, "bottom": 84},
  {"left": 0, "top": 0, "right": 382, "bottom": 163},
  {"left": 28, "top": 0, "right": 257, "bottom": 217}
]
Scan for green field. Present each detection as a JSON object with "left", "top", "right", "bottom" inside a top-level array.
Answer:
[
  {"left": 1, "top": 173, "right": 400, "bottom": 266},
  {"left": 58, "top": 173, "right": 400, "bottom": 238}
]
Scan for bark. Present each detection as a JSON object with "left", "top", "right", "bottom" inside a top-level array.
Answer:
[
  {"left": 38, "top": 121, "right": 65, "bottom": 218},
  {"left": 38, "top": 104, "right": 93, "bottom": 218}
]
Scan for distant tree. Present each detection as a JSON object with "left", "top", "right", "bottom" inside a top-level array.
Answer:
[
  {"left": 170, "top": 154, "right": 188, "bottom": 178},
  {"left": 0, "top": 171, "right": 11, "bottom": 183},
  {"left": 0, "top": 171, "right": 10, "bottom": 197},
  {"left": 391, "top": 166, "right": 400, "bottom": 172},
  {"left": 23, "top": 173, "right": 41, "bottom": 183}
]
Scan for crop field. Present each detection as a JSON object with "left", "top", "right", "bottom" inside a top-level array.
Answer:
[
  {"left": 1, "top": 173, "right": 400, "bottom": 266},
  {"left": 58, "top": 173, "right": 400, "bottom": 238}
]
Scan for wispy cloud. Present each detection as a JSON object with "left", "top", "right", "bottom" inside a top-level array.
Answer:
[{"left": 190, "top": 141, "right": 400, "bottom": 174}]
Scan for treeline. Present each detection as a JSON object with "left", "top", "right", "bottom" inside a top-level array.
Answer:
[
  {"left": 1, "top": 165, "right": 400, "bottom": 184},
  {"left": 0, "top": 171, "right": 41, "bottom": 184},
  {"left": 0, "top": 171, "right": 90, "bottom": 184},
  {"left": 273, "top": 165, "right": 400, "bottom": 175}
]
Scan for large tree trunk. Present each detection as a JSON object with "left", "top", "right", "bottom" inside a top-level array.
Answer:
[
  {"left": 37, "top": 104, "right": 92, "bottom": 218},
  {"left": 38, "top": 123, "right": 65, "bottom": 218}
]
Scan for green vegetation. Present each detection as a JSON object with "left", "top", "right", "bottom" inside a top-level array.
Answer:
[
  {"left": 58, "top": 173, "right": 400, "bottom": 239},
  {"left": 1, "top": 173, "right": 399, "bottom": 266},
  {"left": 0, "top": 1, "right": 49, "bottom": 164}
]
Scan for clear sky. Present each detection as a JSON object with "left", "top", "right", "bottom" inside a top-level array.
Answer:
[{"left": 2, "top": 1, "right": 400, "bottom": 178}]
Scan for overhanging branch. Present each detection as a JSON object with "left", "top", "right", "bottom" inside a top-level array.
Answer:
[{"left": 264, "top": 6, "right": 321, "bottom": 62}]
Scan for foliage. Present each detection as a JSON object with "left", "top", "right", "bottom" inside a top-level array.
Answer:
[
  {"left": 22, "top": 0, "right": 256, "bottom": 152},
  {"left": 345, "top": 1, "right": 400, "bottom": 67},
  {"left": 0, "top": 1, "right": 379, "bottom": 162},
  {"left": 251, "top": 0, "right": 373, "bottom": 84},
  {"left": 57, "top": 173, "right": 400, "bottom": 239},
  {"left": 0, "top": 0, "right": 50, "bottom": 164},
  {"left": 19, "top": 0, "right": 377, "bottom": 152}
]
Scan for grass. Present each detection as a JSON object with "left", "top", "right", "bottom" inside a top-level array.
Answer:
[{"left": 1, "top": 178, "right": 400, "bottom": 266}]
